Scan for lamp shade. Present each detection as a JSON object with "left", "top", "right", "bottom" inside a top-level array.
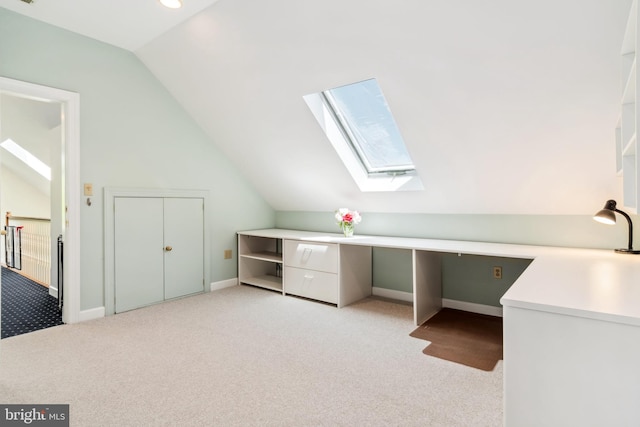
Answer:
[{"left": 593, "top": 209, "right": 616, "bottom": 225}]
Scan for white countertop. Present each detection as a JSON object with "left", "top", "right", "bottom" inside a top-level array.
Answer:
[{"left": 238, "top": 229, "right": 640, "bottom": 327}]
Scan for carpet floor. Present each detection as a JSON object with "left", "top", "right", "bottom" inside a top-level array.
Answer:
[
  {"left": 0, "top": 285, "right": 503, "bottom": 426},
  {"left": 1, "top": 267, "right": 64, "bottom": 339}
]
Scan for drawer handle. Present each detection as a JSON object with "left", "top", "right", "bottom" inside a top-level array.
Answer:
[
  {"left": 302, "top": 248, "right": 312, "bottom": 262},
  {"left": 303, "top": 274, "right": 314, "bottom": 280}
]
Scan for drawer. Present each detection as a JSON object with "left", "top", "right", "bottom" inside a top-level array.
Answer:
[
  {"left": 284, "top": 266, "right": 338, "bottom": 304},
  {"left": 284, "top": 240, "right": 338, "bottom": 273}
]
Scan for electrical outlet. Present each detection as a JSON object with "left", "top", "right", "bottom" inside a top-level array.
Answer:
[
  {"left": 493, "top": 266, "right": 502, "bottom": 279},
  {"left": 84, "top": 183, "right": 93, "bottom": 196},
  {"left": 224, "top": 249, "right": 232, "bottom": 259}
]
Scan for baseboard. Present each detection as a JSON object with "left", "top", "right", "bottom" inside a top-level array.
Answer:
[
  {"left": 370, "top": 289, "right": 502, "bottom": 317},
  {"left": 442, "top": 299, "right": 503, "bottom": 317},
  {"left": 79, "top": 306, "right": 105, "bottom": 322},
  {"left": 49, "top": 286, "right": 58, "bottom": 299},
  {"left": 210, "top": 278, "right": 238, "bottom": 292},
  {"left": 372, "top": 287, "right": 413, "bottom": 303}
]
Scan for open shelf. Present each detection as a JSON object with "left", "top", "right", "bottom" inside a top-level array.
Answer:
[
  {"left": 240, "top": 251, "right": 282, "bottom": 263},
  {"left": 238, "top": 234, "right": 284, "bottom": 294},
  {"left": 241, "top": 274, "right": 283, "bottom": 292}
]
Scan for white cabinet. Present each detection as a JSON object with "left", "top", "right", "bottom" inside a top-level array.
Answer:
[
  {"left": 238, "top": 234, "right": 283, "bottom": 293},
  {"left": 283, "top": 240, "right": 338, "bottom": 304},
  {"left": 237, "top": 230, "right": 372, "bottom": 308},
  {"left": 114, "top": 196, "right": 205, "bottom": 313},
  {"left": 618, "top": 0, "right": 639, "bottom": 211}
]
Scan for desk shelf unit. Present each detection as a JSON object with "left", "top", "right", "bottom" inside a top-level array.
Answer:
[
  {"left": 618, "top": 0, "right": 639, "bottom": 211},
  {"left": 238, "top": 234, "right": 283, "bottom": 293}
]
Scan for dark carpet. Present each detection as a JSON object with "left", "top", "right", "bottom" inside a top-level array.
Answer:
[
  {"left": 410, "top": 308, "right": 503, "bottom": 371},
  {"left": 1, "top": 267, "right": 64, "bottom": 339}
]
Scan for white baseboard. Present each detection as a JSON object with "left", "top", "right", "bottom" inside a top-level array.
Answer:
[
  {"left": 210, "top": 278, "right": 238, "bottom": 292},
  {"left": 371, "top": 288, "right": 502, "bottom": 317},
  {"left": 442, "top": 298, "right": 503, "bottom": 317},
  {"left": 372, "top": 287, "right": 413, "bottom": 303},
  {"left": 79, "top": 306, "right": 105, "bottom": 322},
  {"left": 49, "top": 287, "right": 58, "bottom": 299}
]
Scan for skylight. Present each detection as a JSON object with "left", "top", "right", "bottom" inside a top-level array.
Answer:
[
  {"left": 1, "top": 138, "right": 51, "bottom": 181},
  {"left": 304, "top": 78, "right": 423, "bottom": 192},
  {"left": 322, "top": 79, "right": 415, "bottom": 175}
]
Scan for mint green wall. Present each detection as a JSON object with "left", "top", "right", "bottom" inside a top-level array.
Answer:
[
  {"left": 277, "top": 211, "right": 632, "bottom": 306},
  {"left": 372, "top": 248, "right": 413, "bottom": 293},
  {"left": 0, "top": 8, "right": 275, "bottom": 311},
  {"left": 442, "top": 254, "right": 531, "bottom": 306},
  {"left": 371, "top": 248, "right": 531, "bottom": 307},
  {"left": 276, "top": 211, "right": 633, "bottom": 249}
]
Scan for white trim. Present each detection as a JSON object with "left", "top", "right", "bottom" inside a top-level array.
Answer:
[
  {"left": 49, "top": 287, "right": 58, "bottom": 299},
  {"left": 0, "top": 76, "right": 81, "bottom": 325},
  {"left": 372, "top": 287, "right": 413, "bottom": 303},
  {"left": 103, "top": 187, "right": 211, "bottom": 316},
  {"left": 210, "top": 278, "right": 238, "bottom": 292},
  {"left": 442, "top": 298, "right": 503, "bottom": 317},
  {"left": 371, "top": 288, "right": 502, "bottom": 317},
  {"left": 79, "top": 306, "right": 105, "bottom": 322}
]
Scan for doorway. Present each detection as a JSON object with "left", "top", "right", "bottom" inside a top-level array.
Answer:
[
  {"left": 0, "top": 92, "right": 62, "bottom": 337},
  {"left": 0, "top": 77, "right": 81, "bottom": 330}
]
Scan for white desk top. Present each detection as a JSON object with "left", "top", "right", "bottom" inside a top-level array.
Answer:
[{"left": 239, "top": 228, "right": 640, "bottom": 327}]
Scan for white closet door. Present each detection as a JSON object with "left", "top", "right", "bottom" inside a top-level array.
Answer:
[
  {"left": 114, "top": 197, "right": 165, "bottom": 313},
  {"left": 163, "top": 197, "right": 204, "bottom": 299}
]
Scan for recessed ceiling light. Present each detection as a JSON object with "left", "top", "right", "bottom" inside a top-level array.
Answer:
[{"left": 159, "top": 0, "right": 182, "bottom": 9}]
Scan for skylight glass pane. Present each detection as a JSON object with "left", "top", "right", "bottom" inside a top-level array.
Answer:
[{"left": 324, "top": 79, "right": 414, "bottom": 174}]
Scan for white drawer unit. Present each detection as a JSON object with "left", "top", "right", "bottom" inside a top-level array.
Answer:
[
  {"left": 237, "top": 230, "right": 372, "bottom": 308},
  {"left": 284, "top": 266, "right": 338, "bottom": 304},
  {"left": 284, "top": 240, "right": 338, "bottom": 273},
  {"left": 284, "top": 239, "right": 339, "bottom": 304}
]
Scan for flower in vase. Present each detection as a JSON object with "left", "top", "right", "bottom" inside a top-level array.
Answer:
[{"left": 335, "top": 208, "right": 361, "bottom": 236}]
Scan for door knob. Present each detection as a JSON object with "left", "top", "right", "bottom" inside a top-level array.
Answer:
[{"left": 165, "top": 246, "right": 173, "bottom": 252}]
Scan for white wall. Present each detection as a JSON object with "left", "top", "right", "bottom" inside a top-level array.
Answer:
[
  {"left": 0, "top": 166, "right": 50, "bottom": 220},
  {"left": 0, "top": 7, "right": 275, "bottom": 310},
  {"left": 137, "top": 0, "right": 632, "bottom": 215}
]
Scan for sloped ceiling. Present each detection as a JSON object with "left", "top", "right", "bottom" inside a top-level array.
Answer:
[
  {"left": 0, "top": 94, "right": 58, "bottom": 196},
  {"left": 0, "top": 0, "right": 221, "bottom": 51},
  {"left": 0, "top": 0, "right": 632, "bottom": 214},
  {"left": 137, "top": 0, "right": 631, "bottom": 214}
]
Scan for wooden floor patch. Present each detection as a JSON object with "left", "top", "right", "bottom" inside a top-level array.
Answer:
[{"left": 410, "top": 308, "right": 502, "bottom": 371}]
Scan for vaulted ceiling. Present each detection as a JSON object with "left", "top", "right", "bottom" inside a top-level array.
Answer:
[{"left": 0, "top": 0, "right": 632, "bottom": 214}]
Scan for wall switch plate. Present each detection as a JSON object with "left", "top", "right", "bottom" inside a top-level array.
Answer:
[
  {"left": 493, "top": 266, "right": 502, "bottom": 279},
  {"left": 224, "top": 249, "right": 232, "bottom": 259},
  {"left": 84, "top": 183, "right": 93, "bottom": 196}
]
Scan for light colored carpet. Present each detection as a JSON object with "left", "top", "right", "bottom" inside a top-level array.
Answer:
[{"left": 0, "top": 285, "right": 503, "bottom": 426}]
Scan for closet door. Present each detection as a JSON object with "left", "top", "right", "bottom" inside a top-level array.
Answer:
[
  {"left": 114, "top": 197, "right": 164, "bottom": 313},
  {"left": 164, "top": 197, "right": 205, "bottom": 299}
]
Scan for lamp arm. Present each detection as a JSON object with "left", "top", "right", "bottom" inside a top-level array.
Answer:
[{"left": 615, "top": 208, "right": 634, "bottom": 251}]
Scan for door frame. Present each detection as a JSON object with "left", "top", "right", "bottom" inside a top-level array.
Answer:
[
  {"left": 0, "top": 76, "right": 81, "bottom": 325},
  {"left": 104, "top": 187, "right": 211, "bottom": 315}
]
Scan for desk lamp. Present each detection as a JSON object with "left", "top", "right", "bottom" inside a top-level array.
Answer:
[{"left": 593, "top": 199, "right": 640, "bottom": 254}]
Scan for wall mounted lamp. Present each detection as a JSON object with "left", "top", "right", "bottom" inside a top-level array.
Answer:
[{"left": 593, "top": 199, "right": 640, "bottom": 254}]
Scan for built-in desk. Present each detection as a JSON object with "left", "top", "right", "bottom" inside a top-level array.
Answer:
[{"left": 238, "top": 228, "right": 640, "bottom": 425}]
